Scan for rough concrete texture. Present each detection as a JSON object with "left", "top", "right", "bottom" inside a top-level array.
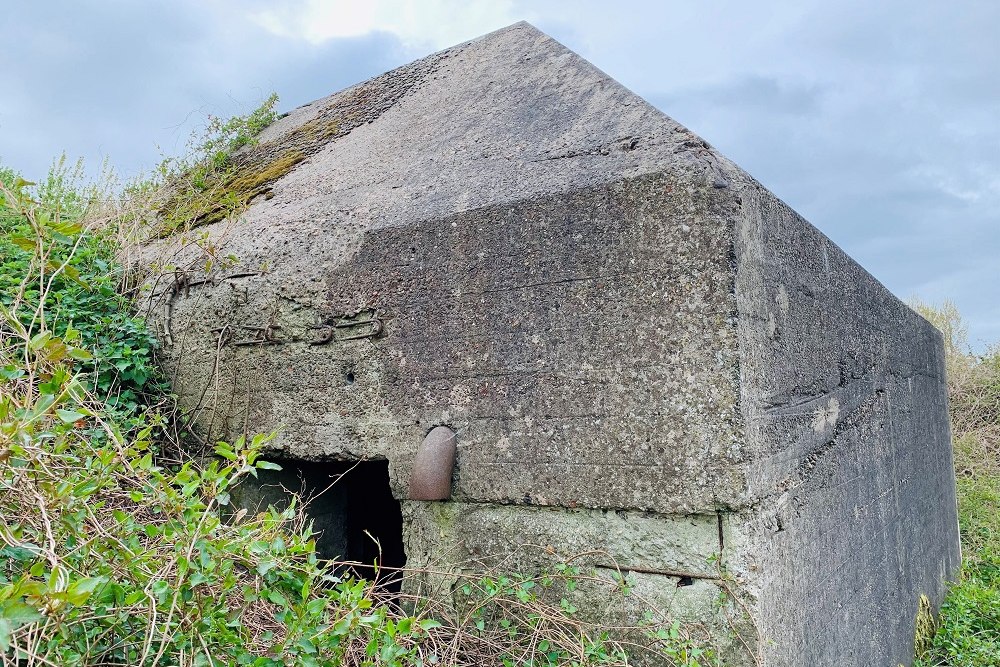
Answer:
[
  {"left": 139, "top": 22, "right": 960, "bottom": 666},
  {"left": 732, "top": 179, "right": 961, "bottom": 664}
]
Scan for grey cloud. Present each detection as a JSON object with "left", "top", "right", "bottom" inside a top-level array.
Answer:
[
  {"left": 1, "top": 0, "right": 997, "bottom": 349},
  {"left": 0, "top": 1, "right": 408, "bottom": 179},
  {"left": 665, "top": 76, "right": 825, "bottom": 117}
]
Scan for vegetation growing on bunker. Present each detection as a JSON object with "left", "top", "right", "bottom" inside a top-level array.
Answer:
[
  {"left": 151, "top": 94, "right": 303, "bottom": 235},
  {"left": 1, "top": 56, "right": 995, "bottom": 662},
  {"left": 153, "top": 69, "right": 430, "bottom": 238}
]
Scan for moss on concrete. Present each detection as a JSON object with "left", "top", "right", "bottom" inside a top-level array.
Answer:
[
  {"left": 227, "top": 150, "right": 306, "bottom": 197},
  {"left": 155, "top": 149, "right": 305, "bottom": 236},
  {"left": 912, "top": 593, "right": 936, "bottom": 660},
  {"left": 154, "top": 57, "right": 437, "bottom": 238}
]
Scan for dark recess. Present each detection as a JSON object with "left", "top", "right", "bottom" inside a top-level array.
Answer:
[
  {"left": 234, "top": 459, "right": 406, "bottom": 593},
  {"left": 343, "top": 460, "right": 407, "bottom": 594}
]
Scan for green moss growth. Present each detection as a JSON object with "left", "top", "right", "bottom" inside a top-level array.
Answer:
[
  {"left": 153, "top": 77, "right": 407, "bottom": 237},
  {"left": 228, "top": 150, "right": 305, "bottom": 194},
  {"left": 297, "top": 116, "right": 342, "bottom": 141},
  {"left": 428, "top": 503, "right": 459, "bottom": 533},
  {"left": 913, "top": 594, "right": 936, "bottom": 660},
  {"left": 155, "top": 149, "right": 304, "bottom": 236}
]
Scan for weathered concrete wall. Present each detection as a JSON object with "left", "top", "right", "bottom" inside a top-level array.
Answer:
[
  {"left": 324, "top": 173, "right": 743, "bottom": 512},
  {"left": 146, "top": 22, "right": 745, "bottom": 514},
  {"left": 402, "top": 501, "right": 734, "bottom": 660},
  {"left": 730, "top": 173, "right": 961, "bottom": 666},
  {"left": 155, "top": 172, "right": 743, "bottom": 512},
  {"left": 140, "top": 21, "right": 960, "bottom": 667}
]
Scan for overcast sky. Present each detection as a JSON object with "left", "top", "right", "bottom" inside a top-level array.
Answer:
[{"left": 1, "top": 1, "right": 997, "bottom": 349}]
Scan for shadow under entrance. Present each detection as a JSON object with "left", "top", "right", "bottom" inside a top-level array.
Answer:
[{"left": 231, "top": 459, "right": 406, "bottom": 593}]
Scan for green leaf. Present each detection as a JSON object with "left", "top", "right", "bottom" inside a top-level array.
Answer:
[
  {"left": 214, "top": 442, "right": 237, "bottom": 461},
  {"left": 190, "top": 572, "right": 211, "bottom": 588},
  {"left": 0, "top": 544, "right": 40, "bottom": 561},
  {"left": 67, "top": 347, "right": 93, "bottom": 360},
  {"left": 1, "top": 600, "right": 43, "bottom": 626},
  {"left": 56, "top": 408, "right": 86, "bottom": 423},
  {"left": 61, "top": 264, "right": 88, "bottom": 287},
  {"left": 28, "top": 331, "right": 51, "bottom": 351},
  {"left": 9, "top": 236, "right": 35, "bottom": 251},
  {"left": 150, "top": 580, "right": 170, "bottom": 605},
  {"left": 50, "top": 219, "right": 83, "bottom": 235},
  {"left": 72, "top": 478, "right": 100, "bottom": 496},
  {"left": 16, "top": 581, "right": 46, "bottom": 600},
  {"left": 255, "top": 461, "right": 282, "bottom": 471},
  {"left": 64, "top": 577, "right": 106, "bottom": 606},
  {"left": 0, "top": 366, "right": 25, "bottom": 380}
]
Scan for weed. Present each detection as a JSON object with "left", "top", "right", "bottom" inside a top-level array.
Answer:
[{"left": 149, "top": 94, "right": 302, "bottom": 236}]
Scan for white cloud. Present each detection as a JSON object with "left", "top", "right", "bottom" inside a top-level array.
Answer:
[{"left": 250, "top": 0, "right": 521, "bottom": 50}]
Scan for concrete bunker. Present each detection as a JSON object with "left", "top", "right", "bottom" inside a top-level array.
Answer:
[{"left": 141, "top": 22, "right": 961, "bottom": 667}]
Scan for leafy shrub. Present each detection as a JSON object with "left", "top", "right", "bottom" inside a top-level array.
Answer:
[
  {"left": 1, "top": 163, "right": 164, "bottom": 425},
  {"left": 147, "top": 93, "right": 288, "bottom": 236},
  {"left": 0, "top": 167, "right": 437, "bottom": 666}
]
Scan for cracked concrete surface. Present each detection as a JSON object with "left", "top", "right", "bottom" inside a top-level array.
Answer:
[{"left": 138, "top": 22, "right": 960, "bottom": 667}]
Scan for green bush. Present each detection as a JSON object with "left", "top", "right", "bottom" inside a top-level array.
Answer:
[
  {"left": 0, "top": 162, "right": 164, "bottom": 425},
  {"left": 0, "top": 164, "right": 456, "bottom": 666}
]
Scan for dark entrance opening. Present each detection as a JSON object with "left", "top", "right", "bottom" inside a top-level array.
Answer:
[
  {"left": 231, "top": 459, "right": 406, "bottom": 593},
  {"left": 341, "top": 460, "right": 407, "bottom": 593}
]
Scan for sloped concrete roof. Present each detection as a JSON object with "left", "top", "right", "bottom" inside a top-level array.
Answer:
[{"left": 243, "top": 21, "right": 728, "bottom": 233}]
